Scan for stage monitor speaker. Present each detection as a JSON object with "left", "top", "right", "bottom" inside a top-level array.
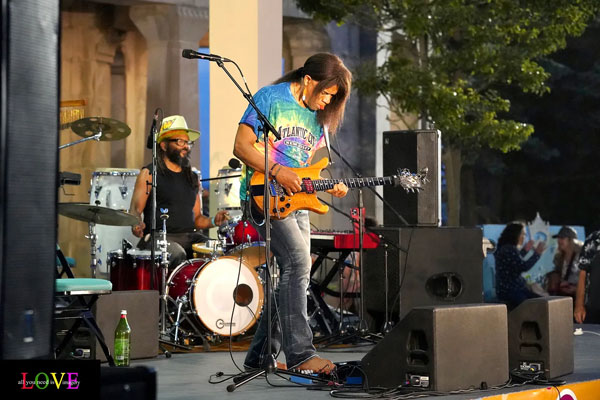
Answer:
[
  {"left": 95, "top": 290, "right": 159, "bottom": 362},
  {"left": 383, "top": 130, "right": 441, "bottom": 226},
  {"left": 363, "top": 227, "right": 483, "bottom": 326},
  {"left": 362, "top": 304, "right": 508, "bottom": 391},
  {"left": 508, "top": 296, "right": 573, "bottom": 379},
  {"left": 0, "top": 0, "right": 59, "bottom": 359}
]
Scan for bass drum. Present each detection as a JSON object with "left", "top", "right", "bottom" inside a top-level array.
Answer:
[{"left": 166, "top": 257, "right": 264, "bottom": 336}]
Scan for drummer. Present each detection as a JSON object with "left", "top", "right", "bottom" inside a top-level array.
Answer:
[{"left": 130, "top": 115, "right": 229, "bottom": 267}]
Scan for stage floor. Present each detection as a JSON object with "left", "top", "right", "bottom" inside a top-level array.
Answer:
[{"left": 124, "top": 324, "right": 600, "bottom": 400}]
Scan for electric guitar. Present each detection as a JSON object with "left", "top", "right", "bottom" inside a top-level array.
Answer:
[{"left": 249, "top": 157, "right": 427, "bottom": 219}]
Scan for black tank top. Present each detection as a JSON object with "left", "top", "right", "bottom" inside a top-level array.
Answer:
[{"left": 143, "top": 163, "right": 197, "bottom": 234}]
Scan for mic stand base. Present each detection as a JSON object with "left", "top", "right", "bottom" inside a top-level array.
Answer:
[{"left": 227, "top": 364, "right": 334, "bottom": 392}]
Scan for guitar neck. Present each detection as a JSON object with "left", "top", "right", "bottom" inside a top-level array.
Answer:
[{"left": 302, "top": 177, "right": 395, "bottom": 193}]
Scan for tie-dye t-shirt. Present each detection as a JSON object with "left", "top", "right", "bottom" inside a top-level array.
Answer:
[{"left": 238, "top": 81, "right": 325, "bottom": 201}]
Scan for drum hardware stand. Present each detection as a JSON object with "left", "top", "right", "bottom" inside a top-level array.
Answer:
[
  {"left": 154, "top": 212, "right": 211, "bottom": 353},
  {"left": 58, "top": 131, "right": 102, "bottom": 150},
  {"left": 160, "top": 294, "right": 211, "bottom": 351},
  {"left": 158, "top": 211, "right": 170, "bottom": 338},
  {"left": 381, "top": 243, "right": 394, "bottom": 334},
  {"left": 81, "top": 200, "right": 106, "bottom": 278},
  {"left": 85, "top": 221, "right": 99, "bottom": 278}
]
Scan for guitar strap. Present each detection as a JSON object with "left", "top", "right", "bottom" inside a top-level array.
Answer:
[{"left": 323, "top": 125, "right": 333, "bottom": 165}]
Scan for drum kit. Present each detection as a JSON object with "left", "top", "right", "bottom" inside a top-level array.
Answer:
[{"left": 58, "top": 116, "right": 269, "bottom": 346}]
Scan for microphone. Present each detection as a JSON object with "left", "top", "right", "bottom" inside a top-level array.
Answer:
[
  {"left": 146, "top": 109, "right": 160, "bottom": 149},
  {"left": 228, "top": 158, "right": 241, "bottom": 169},
  {"left": 182, "top": 49, "right": 230, "bottom": 62}
]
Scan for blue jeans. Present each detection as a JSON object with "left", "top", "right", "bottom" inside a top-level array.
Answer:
[{"left": 243, "top": 208, "right": 316, "bottom": 369}]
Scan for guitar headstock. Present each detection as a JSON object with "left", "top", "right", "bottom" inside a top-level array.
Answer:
[{"left": 393, "top": 167, "right": 428, "bottom": 192}]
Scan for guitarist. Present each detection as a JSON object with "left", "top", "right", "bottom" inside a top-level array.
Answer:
[{"left": 233, "top": 53, "right": 352, "bottom": 374}]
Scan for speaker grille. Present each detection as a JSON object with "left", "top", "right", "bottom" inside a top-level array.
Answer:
[
  {"left": 383, "top": 130, "right": 441, "bottom": 226},
  {"left": 0, "top": 0, "right": 59, "bottom": 358}
]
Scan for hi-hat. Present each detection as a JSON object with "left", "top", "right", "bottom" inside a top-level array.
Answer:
[
  {"left": 58, "top": 203, "right": 138, "bottom": 226},
  {"left": 70, "top": 117, "right": 131, "bottom": 141}
]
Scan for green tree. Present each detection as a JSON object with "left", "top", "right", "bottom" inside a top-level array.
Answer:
[{"left": 295, "top": 0, "right": 599, "bottom": 225}]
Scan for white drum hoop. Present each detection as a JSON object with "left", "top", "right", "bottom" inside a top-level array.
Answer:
[{"left": 167, "top": 256, "right": 264, "bottom": 336}]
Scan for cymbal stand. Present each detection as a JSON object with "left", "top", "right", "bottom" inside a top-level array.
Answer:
[
  {"left": 58, "top": 131, "right": 102, "bottom": 150},
  {"left": 381, "top": 243, "right": 394, "bottom": 334},
  {"left": 85, "top": 221, "right": 98, "bottom": 278},
  {"left": 158, "top": 211, "right": 170, "bottom": 338}
]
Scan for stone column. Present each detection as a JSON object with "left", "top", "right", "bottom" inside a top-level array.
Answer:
[
  {"left": 130, "top": 3, "right": 209, "bottom": 166},
  {"left": 208, "top": 0, "right": 282, "bottom": 225},
  {"left": 59, "top": 9, "right": 118, "bottom": 276}
]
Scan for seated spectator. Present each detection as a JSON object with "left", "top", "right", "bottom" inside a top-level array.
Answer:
[
  {"left": 495, "top": 221, "right": 546, "bottom": 310},
  {"left": 574, "top": 230, "right": 600, "bottom": 324},
  {"left": 546, "top": 226, "right": 582, "bottom": 296}
]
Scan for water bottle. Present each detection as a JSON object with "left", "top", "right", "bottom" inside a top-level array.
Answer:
[{"left": 114, "top": 310, "right": 131, "bottom": 366}]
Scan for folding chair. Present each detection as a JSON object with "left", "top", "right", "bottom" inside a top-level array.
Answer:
[{"left": 54, "top": 246, "right": 115, "bottom": 366}]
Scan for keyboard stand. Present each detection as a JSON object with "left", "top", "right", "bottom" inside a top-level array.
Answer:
[{"left": 308, "top": 248, "right": 352, "bottom": 337}]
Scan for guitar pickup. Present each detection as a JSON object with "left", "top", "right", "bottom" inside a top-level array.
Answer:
[
  {"left": 302, "top": 178, "right": 314, "bottom": 194},
  {"left": 268, "top": 182, "right": 279, "bottom": 197}
]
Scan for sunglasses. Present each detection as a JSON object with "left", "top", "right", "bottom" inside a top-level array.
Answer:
[{"left": 168, "top": 138, "right": 194, "bottom": 147}]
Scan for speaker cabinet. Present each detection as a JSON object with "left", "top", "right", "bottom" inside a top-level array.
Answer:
[
  {"left": 0, "top": 0, "right": 59, "bottom": 359},
  {"left": 95, "top": 290, "right": 159, "bottom": 362},
  {"left": 53, "top": 291, "right": 159, "bottom": 362},
  {"left": 383, "top": 130, "right": 441, "bottom": 226},
  {"left": 363, "top": 227, "right": 483, "bottom": 326},
  {"left": 362, "top": 304, "right": 508, "bottom": 391},
  {"left": 508, "top": 296, "right": 573, "bottom": 379}
]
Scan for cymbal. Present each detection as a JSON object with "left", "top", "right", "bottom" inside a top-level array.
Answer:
[
  {"left": 58, "top": 203, "right": 138, "bottom": 226},
  {"left": 70, "top": 117, "right": 131, "bottom": 141}
]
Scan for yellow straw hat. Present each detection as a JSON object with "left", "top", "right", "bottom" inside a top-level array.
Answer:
[{"left": 157, "top": 115, "right": 201, "bottom": 144}]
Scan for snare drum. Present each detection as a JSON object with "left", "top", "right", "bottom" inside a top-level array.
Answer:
[
  {"left": 108, "top": 249, "right": 164, "bottom": 292},
  {"left": 90, "top": 168, "right": 140, "bottom": 274},
  {"left": 166, "top": 256, "right": 264, "bottom": 336},
  {"left": 192, "top": 240, "right": 224, "bottom": 258}
]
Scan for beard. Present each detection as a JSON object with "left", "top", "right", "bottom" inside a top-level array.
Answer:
[{"left": 166, "top": 146, "right": 191, "bottom": 168}]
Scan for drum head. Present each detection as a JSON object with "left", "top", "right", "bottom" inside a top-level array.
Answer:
[{"left": 191, "top": 256, "right": 264, "bottom": 336}]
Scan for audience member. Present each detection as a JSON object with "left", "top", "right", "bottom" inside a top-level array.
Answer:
[
  {"left": 495, "top": 221, "right": 545, "bottom": 310},
  {"left": 546, "top": 226, "right": 582, "bottom": 296},
  {"left": 574, "top": 230, "right": 600, "bottom": 324}
]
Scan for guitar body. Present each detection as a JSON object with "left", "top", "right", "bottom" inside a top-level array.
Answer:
[{"left": 250, "top": 158, "right": 330, "bottom": 219}]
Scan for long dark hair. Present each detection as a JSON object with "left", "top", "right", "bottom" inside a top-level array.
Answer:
[
  {"left": 275, "top": 53, "right": 352, "bottom": 133},
  {"left": 497, "top": 222, "right": 525, "bottom": 248},
  {"left": 157, "top": 145, "right": 199, "bottom": 191}
]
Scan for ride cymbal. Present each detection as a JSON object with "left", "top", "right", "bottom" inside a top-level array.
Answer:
[{"left": 58, "top": 203, "right": 138, "bottom": 226}]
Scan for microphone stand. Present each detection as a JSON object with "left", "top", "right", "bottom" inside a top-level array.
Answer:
[
  {"left": 145, "top": 111, "right": 186, "bottom": 355},
  {"left": 199, "top": 57, "right": 307, "bottom": 391}
]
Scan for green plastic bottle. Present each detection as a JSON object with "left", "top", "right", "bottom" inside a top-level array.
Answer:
[{"left": 114, "top": 310, "right": 131, "bottom": 366}]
